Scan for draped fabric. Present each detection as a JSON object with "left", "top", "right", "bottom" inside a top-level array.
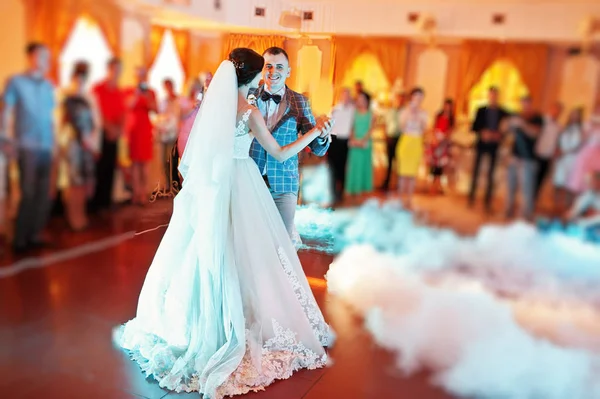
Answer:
[
  {"left": 457, "top": 40, "right": 549, "bottom": 112},
  {"left": 147, "top": 26, "right": 167, "bottom": 70},
  {"left": 147, "top": 26, "right": 191, "bottom": 77},
  {"left": 503, "top": 42, "right": 550, "bottom": 110},
  {"left": 24, "top": 0, "right": 122, "bottom": 81},
  {"left": 332, "top": 36, "right": 408, "bottom": 89},
  {"left": 171, "top": 29, "right": 191, "bottom": 77},
  {"left": 221, "top": 34, "right": 287, "bottom": 60}
]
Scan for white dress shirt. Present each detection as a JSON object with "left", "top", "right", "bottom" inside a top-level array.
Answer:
[
  {"left": 257, "top": 89, "right": 285, "bottom": 130},
  {"left": 535, "top": 115, "right": 562, "bottom": 159},
  {"left": 331, "top": 102, "right": 355, "bottom": 139}
]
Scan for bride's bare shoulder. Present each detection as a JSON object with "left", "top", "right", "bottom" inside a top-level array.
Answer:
[{"left": 237, "top": 104, "right": 258, "bottom": 117}]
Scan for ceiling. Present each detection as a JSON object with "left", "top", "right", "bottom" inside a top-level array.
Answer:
[{"left": 113, "top": 0, "right": 600, "bottom": 42}]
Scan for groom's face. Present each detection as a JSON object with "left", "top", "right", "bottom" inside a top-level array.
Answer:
[{"left": 263, "top": 52, "right": 290, "bottom": 93}]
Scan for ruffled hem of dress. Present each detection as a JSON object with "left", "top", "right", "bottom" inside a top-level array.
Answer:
[{"left": 113, "top": 319, "right": 330, "bottom": 399}]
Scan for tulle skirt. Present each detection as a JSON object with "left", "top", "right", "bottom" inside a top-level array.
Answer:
[{"left": 113, "top": 157, "right": 333, "bottom": 398}]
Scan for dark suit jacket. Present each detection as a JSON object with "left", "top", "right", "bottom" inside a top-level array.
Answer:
[{"left": 471, "top": 106, "right": 510, "bottom": 151}]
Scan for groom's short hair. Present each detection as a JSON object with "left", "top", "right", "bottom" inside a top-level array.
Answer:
[{"left": 263, "top": 47, "right": 289, "bottom": 62}]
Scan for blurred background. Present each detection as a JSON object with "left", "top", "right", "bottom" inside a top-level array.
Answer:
[
  {"left": 0, "top": 1, "right": 599, "bottom": 232},
  {"left": 1, "top": 2, "right": 600, "bottom": 398}
]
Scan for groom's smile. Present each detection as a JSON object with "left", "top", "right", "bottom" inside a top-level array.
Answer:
[{"left": 263, "top": 52, "right": 290, "bottom": 93}]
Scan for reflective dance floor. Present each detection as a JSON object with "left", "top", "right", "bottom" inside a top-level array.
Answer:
[{"left": 0, "top": 199, "right": 455, "bottom": 399}]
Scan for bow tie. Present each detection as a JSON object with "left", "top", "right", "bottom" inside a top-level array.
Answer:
[{"left": 261, "top": 92, "right": 282, "bottom": 104}]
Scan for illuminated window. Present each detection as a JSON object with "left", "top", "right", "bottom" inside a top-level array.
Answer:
[
  {"left": 59, "top": 16, "right": 113, "bottom": 88},
  {"left": 148, "top": 30, "right": 185, "bottom": 101},
  {"left": 342, "top": 52, "right": 390, "bottom": 96},
  {"left": 468, "top": 60, "right": 529, "bottom": 118}
]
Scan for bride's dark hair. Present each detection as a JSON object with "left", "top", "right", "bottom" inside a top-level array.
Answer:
[{"left": 228, "top": 48, "right": 265, "bottom": 87}]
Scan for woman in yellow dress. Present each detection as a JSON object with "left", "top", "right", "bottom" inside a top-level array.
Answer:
[{"left": 396, "top": 87, "right": 428, "bottom": 209}]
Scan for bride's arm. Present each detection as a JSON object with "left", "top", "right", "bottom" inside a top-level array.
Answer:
[{"left": 248, "top": 109, "right": 325, "bottom": 162}]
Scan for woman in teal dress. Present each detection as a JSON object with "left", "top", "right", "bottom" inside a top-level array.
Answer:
[{"left": 345, "top": 91, "right": 374, "bottom": 196}]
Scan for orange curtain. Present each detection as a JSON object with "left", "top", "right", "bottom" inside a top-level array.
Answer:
[
  {"left": 171, "top": 29, "right": 191, "bottom": 77},
  {"left": 457, "top": 40, "right": 549, "bottom": 112},
  {"left": 147, "top": 26, "right": 167, "bottom": 69},
  {"left": 24, "top": 0, "right": 122, "bottom": 82},
  {"left": 25, "top": 0, "right": 77, "bottom": 81},
  {"left": 332, "top": 37, "right": 370, "bottom": 89},
  {"left": 504, "top": 42, "right": 549, "bottom": 110},
  {"left": 221, "top": 34, "right": 287, "bottom": 60},
  {"left": 88, "top": 1, "right": 122, "bottom": 57},
  {"left": 456, "top": 41, "right": 500, "bottom": 113},
  {"left": 332, "top": 36, "right": 407, "bottom": 90}
]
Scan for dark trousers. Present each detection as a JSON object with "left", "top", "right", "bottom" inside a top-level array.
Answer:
[
  {"left": 383, "top": 135, "right": 400, "bottom": 190},
  {"left": 328, "top": 136, "right": 349, "bottom": 202},
  {"left": 469, "top": 146, "right": 498, "bottom": 208},
  {"left": 161, "top": 141, "right": 176, "bottom": 189},
  {"left": 171, "top": 141, "right": 180, "bottom": 186},
  {"left": 534, "top": 156, "right": 552, "bottom": 201},
  {"left": 14, "top": 149, "right": 52, "bottom": 247},
  {"left": 92, "top": 133, "right": 117, "bottom": 211}
]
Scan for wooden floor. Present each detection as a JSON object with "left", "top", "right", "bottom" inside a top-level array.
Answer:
[{"left": 0, "top": 195, "right": 482, "bottom": 399}]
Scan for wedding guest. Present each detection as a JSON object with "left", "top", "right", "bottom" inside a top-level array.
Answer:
[
  {"left": 534, "top": 101, "right": 563, "bottom": 201},
  {"left": 61, "top": 61, "right": 101, "bottom": 230},
  {"left": 567, "top": 105, "right": 600, "bottom": 195},
  {"left": 468, "top": 86, "right": 509, "bottom": 212},
  {"left": 505, "top": 95, "right": 543, "bottom": 220},
  {"left": 127, "top": 67, "right": 157, "bottom": 206},
  {"left": 345, "top": 91, "right": 374, "bottom": 197},
  {"left": 0, "top": 42, "right": 55, "bottom": 253},
  {"left": 553, "top": 107, "right": 583, "bottom": 212},
  {"left": 92, "top": 57, "right": 126, "bottom": 212},
  {"left": 0, "top": 97, "right": 10, "bottom": 253},
  {"left": 426, "top": 98, "right": 455, "bottom": 195},
  {"left": 396, "top": 87, "right": 428, "bottom": 209},
  {"left": 354, "top": 80, "right": 364, "bottom": 99},
  {"left": 564, "top": 171, "right": 600, "bottom": 236},
  {"left": 177, "top": 79, "right": 204, "bottom": 157},
  {"left": 328, "top": 87, "right": 355, "bottom": 203},
  {"left": 382, "top": 92, "right": 405, "bottom": 191},
  {"left": 156, "top": 78, "right": 181, "bottom": 189}
]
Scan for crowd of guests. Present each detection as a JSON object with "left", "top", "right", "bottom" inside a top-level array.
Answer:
[
  {"left": 0, "top": 41, "right": 211, "bottom": 255},
  {"left": 329, "top": 82, "right": 455, "bottom": 209},
  {"left": 328, "top": 82, "right": 600, "bottom": 237},
  {"left": 1, "top": 41, "right": 599, "bottom": 256}
]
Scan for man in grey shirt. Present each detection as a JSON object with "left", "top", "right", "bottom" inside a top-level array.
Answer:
[{"left": 1, "top": 42, "right": 55, "bottom": 253}]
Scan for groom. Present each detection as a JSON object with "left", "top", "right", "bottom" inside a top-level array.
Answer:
[{"left": 250, "top": 47, "right": 331, "bottom": 244}]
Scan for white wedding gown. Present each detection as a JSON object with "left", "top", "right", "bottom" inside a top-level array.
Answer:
[{"left": 113, "top": 61, "right": 334, "bottom": 399}]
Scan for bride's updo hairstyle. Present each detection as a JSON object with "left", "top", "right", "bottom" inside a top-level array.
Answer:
[{"left": 228, "top": 48, "right": 264, "bottom": 87}]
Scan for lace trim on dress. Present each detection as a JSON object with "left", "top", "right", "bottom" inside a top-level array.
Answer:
[
  {"left": 215, "top": 319, "right": 328, "bottom": 398},
  {"left": 235, "top": 108, "right": 253, "bottom": 137},
  {"left": 276, "top": 247, "right": 335, "bottom": 347},
  {"left": 114, "top": 318, "right": 327, "bottom": 399}
]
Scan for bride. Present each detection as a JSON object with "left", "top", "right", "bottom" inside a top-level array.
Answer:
[{"left": 113, "top": 48, "right": 335, "bottom": 398}]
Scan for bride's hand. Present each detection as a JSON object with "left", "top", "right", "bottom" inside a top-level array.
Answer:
[
  {"left": 315, "top": 115, "right": 327, "bottom": 129},
  {"left": 317, "top": 118, "right": 333, "bottom": 139}
]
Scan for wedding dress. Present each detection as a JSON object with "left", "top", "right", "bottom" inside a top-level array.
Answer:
[{"left": 113, "top": 61, "right": 334, "bottom": 399}]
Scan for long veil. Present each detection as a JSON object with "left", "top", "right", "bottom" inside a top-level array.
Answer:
[
  {"left": 179, "top": 60, "right": 237, "bottom": 215},
  {"left": 116, "top": 60, "right": 246, "bottom": 397},
  {"left": 172, "top": 60, "right": 244, "bottom": 393}
]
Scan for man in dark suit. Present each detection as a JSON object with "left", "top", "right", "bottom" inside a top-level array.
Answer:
[{"left": 468, "top": 86, "right": 509, "bottom": 212}]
